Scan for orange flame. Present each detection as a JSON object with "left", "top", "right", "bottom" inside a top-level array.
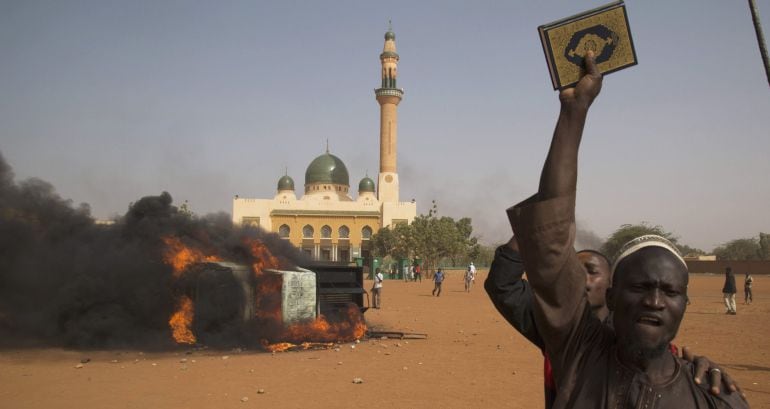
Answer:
[
  {"left": 243, "top": 238, "right": 282, "bottom": 275},
  {"left": 169, "top": 296, "right": 196, "bottom": 344},
  {"left": 281, "top": 304, "right": 367, "bottom": 344},
  {"left": 162, "top": 236, "right": 220, "bottom": 277},
  {"left": 254, "top": 275, "right": 283, "bottom": 322},
  {"left": 261, "top": 340, "right": 336, "bottom": 353}
]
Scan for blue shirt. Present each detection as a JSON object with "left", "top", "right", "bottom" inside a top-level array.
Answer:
[{"left": 434, "top": 271, "right": 444, "bottom": 283}]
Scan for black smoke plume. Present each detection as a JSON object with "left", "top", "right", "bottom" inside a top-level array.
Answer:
[{"left": 0, "top": 152, "right": 304, "bottom": 349}]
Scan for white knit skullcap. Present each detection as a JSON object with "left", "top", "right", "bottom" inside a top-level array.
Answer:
[{"left": 611, "top": 234, "right": 688, "bottom": 275}]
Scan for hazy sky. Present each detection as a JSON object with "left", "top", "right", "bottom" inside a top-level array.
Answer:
[{"left": 2, "top": 0, "right": 769, "bottom": 251}]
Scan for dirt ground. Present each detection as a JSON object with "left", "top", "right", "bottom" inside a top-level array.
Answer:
[{"left": 1, "top": 273, "right": 768, "bottom": 409}]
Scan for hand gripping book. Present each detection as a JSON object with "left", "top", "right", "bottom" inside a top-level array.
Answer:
[{"left": 538, "top": 1, "right": 637, "bottom": 90}]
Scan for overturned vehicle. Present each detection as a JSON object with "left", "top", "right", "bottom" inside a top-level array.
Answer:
[{"left": 174, "top": 261, "right": 368, "bottom": 346}]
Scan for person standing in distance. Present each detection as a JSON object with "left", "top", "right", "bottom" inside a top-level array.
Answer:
[
  {"left": 432, "top": 268, "right": 445, "bottom": 297},
  {"left": 372, "top": 268, "right": 384, "bottom": 309},
  {"left": 744, "top": 272, "right": 753, "bottom": 305},
  {"left": 723, "top": 267, "right": 737, "bottom": 315}
]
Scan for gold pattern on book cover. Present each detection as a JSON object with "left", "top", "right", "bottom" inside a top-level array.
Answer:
[{"left": 546, "top": 7, "right": 634, "bottom": 88}]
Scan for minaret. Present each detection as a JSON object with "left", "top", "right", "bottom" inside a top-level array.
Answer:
[{"left": 375, "top": 23, "right": 404, "bottom": 203}]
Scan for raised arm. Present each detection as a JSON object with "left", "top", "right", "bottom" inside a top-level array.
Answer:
[
  {"left": 539, "top": 51, "right": 602, "bottom": 201},
  {"left": 506, "top": 53, "right": 603, "bottom": 359},
  {"left": 484, "top": 236, "right": 545, "bottom": 349}
]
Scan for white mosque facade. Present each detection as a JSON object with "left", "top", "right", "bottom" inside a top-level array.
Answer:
[{"left": 232, "top": 27, "right": 416, "bottom": 262}]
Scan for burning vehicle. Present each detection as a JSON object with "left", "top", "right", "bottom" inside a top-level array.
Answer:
[
  {"left": 163, "top": 237, "right": 368, "bottom": 350},
  {"left": 0, "top": 151, "right": 366, "bottom": 350}
]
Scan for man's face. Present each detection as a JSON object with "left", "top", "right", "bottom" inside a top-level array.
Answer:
[
  {"left": 577, "top": 251, "right": 611, "bottom": 310},
  {"left": 610, "top": 247, "right": 688, "bottom": 359}
]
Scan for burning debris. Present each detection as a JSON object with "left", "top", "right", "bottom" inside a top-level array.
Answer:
[{"left": 0, "top": 151, "right": 366, "bottom": 349}]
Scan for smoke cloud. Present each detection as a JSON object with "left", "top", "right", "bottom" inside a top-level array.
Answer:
[
  {"left": 0, "top": 151, "right": 305, "bottom": 349},
  {"left": 575, "top": 221, "right": 605, "bottom": 252}
]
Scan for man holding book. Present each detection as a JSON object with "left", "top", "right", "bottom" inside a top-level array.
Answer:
[
  {"left": 485, "top": 236, "right": 744, "bottom": 408},
  {"left": 506, "top": 51, "right": 749, "bottom": 408}
]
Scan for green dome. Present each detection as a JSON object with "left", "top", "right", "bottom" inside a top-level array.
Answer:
[
  {"left": 385, "top": 30, "right": 395, "bottom": 41},
  {"left": 358, "top": 176, "right": 375, "bottom": 193},
  {"left": 277, "top": 175, "right": 294, "bottom": 191},
  {"left": 305, "top": 153, "right": 350, "bottom": 186}
]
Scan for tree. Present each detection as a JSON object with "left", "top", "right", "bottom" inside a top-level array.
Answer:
[
  {"left": 472, "top": 244, "right": 496, "bottom": 267},
  {"left": 713, "top": 238, "right": 761, "bottom": 261},
  {"left": 370, "top": 201, "right": 481, "bottom": 272},
  {"left": 601, "top": 223, "right": 676, "bottom": 260},
  {"left": 675, "top": 243, "right": 705, "bottom": 258},
  {"left": 178, "top": 200, "right": 195, "bottom": 217},
  {"left": 600, "top": 222, "right": 703, "bottom": 260},
  {"left": 370, "top": 222, "right": 413, "bottom": 260}
]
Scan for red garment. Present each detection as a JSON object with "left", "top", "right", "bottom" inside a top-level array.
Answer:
[
  {"left": 544, "top": 352, "right": 555, "bottom": 390},
  {"left": 545, "top": 345, "right": 679, "bottom": 395}
]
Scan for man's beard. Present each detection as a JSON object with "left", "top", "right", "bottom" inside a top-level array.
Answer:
[{"left": 626, "top": 337, "right": 669, "bottom": 361}]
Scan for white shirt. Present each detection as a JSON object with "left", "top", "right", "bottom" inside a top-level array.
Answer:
[{"left": 374, "top": 272, "right": 384, "bottom": 289}]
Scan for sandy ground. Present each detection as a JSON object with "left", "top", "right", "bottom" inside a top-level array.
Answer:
[{"left": 0, "top": 273, "right": 768, "bottom": 409}]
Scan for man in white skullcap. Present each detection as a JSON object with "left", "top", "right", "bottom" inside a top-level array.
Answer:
[{"left": 507, "top": 52, "right": 748, "bottom": 408}]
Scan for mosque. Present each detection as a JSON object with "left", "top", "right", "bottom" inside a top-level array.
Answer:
[{"left": 232, "top": 27, "right": 417, "bottom": 263}]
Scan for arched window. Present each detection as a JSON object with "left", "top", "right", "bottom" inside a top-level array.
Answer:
[
  {"left": 362, "top": 226, "right": 373, "bottom": 240},
  {"left": 338, "top": 225, "right": 350, "bottom": 239},
  {"left": 321, "top": 225, "right": 332, "bottom": 239},
  {"left": 278, "top": 224, "right": 290, "bottom": 238},
  {"left": 303, "top": 225, "right": 314, "bottom": 239}
]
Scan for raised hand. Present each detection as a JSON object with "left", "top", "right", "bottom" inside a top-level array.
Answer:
[{"left": 559, "top": 50, "right": 603, "bottom": 112}]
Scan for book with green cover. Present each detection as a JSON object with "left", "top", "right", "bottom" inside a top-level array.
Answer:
[{"left": 538, "top": 1, "right": 637, "bottom": 90}]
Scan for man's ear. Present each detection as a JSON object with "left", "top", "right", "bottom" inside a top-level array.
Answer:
[{"left": 606, "top": 287, "right": 615, "bottom": 311}]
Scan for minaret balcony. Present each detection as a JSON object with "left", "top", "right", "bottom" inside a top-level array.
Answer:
[{"left": 374, "top": 88, "right": 404, "bottom": 98}]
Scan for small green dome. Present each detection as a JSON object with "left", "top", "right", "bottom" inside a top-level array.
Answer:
[
  {"left": 305, "top": 153, "right": 350, "bottom": 186},
  {"left": 358, "top": 176, "right": 375, "bottom": 193},
  {"left": 277, "top": 175, "right": 294, "bottom": 191},
  {"left": 385, "top": 30, "right": 395, "bottom": 41}
]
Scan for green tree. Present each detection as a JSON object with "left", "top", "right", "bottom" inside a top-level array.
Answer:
[
  {"left": 370, "top": 222, "right": 413, "bottom": 260},
  {"left": 601, "top": 223, "right": 676, "bottom": 260},
  {"left": 676, "top": 243, "right": 705, "bottom": 258},
  {"left": 179, "top": 200, "right": 195, "bottom": 217},
  {"left": 713, "top": 238, "right": 761, "bottom": 261},
  {"left": 472, "top": 244, "right": 496, "bottom": 267},
  {"left": 600, "top": 222, "right": 702, "bottom": 260},
  {"left": 371, "top": 201, "right": 481, "bottom": 273}
]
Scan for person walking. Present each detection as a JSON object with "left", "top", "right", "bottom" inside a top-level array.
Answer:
[
  {"left": 723, "top": 267, "right": 737, "bottom": 315},
  {"left": 414, "top": 264, "right": 422, "bottom": 283},
  {"left": 372, "top": 268, "right": 384, "bottom": 309},
  {"left": 464, "top": 263, "right": 476, "bottom": 292},
  {"left": 432, "top": 268, "right": 445, "bottom": 297},
  {"left": 744, "top": 273, "right": 754, "bottom": 305}
]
